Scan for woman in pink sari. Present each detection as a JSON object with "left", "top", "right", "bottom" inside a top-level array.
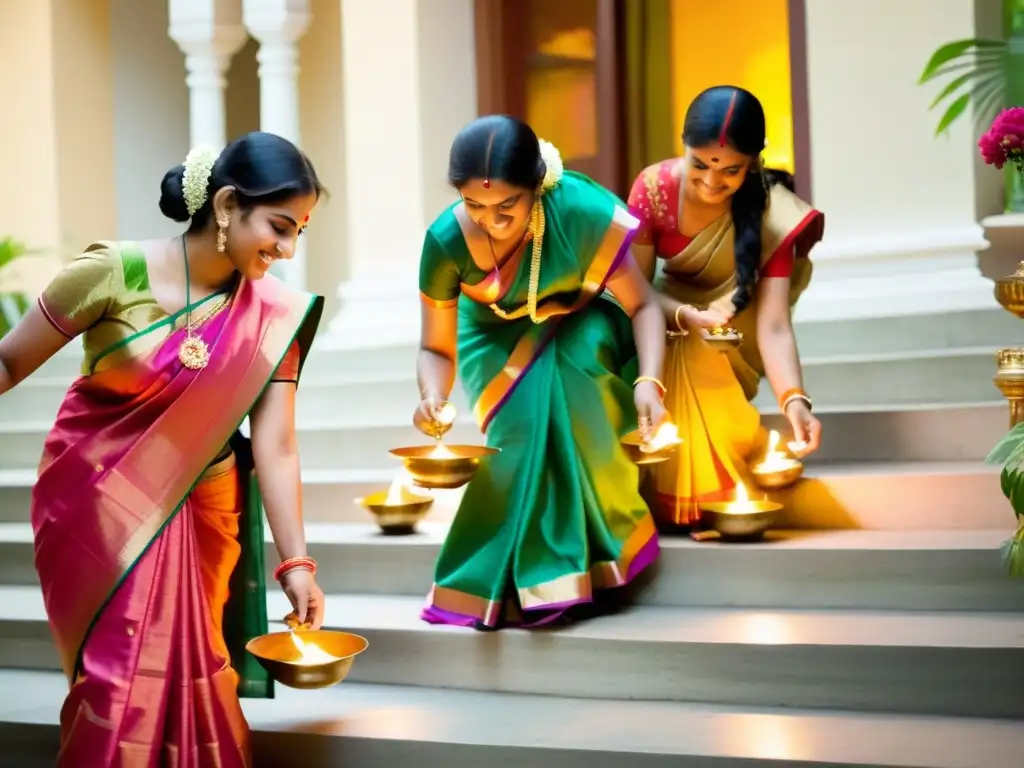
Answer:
[{"left": 0, "top": 131, "right": 327, "bottom": 767}]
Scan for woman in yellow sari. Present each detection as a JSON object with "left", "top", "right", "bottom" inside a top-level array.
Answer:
[{"left": 628, "top": 85, "right": 826, "bottom": 529}]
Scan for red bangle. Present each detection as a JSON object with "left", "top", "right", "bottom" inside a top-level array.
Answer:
[{"left": 274, "top": 556, "right": 317, "bottom": 581}]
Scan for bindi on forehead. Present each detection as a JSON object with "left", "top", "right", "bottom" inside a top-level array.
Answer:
[{"left": 710, "top": 157, "right": 720, "bottom": 164}]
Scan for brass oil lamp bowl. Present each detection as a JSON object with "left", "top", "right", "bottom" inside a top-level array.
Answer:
[
  {"left": 246, "top": 624, "right": 368, "bottom": 690},
  {"left": 389, "top": 443, "right": 499, "bottom": 490},
  {"left": 621, "top": 421, "right": 683, "bottom": 465},
  {"left": 699, "top": 481, "right": 782, "bottom": 542},
  {"left": 701, "top": 324, "right": 744, "bottom": 352},
  {"left": 749, "top": 430, "right": 804, "bottom": 490},
  {"left": 994, "top": 262, "right": 1024, "bottom": 318},
  {"left": 357, "top": 485, "right": 434, "bottom": 535}
]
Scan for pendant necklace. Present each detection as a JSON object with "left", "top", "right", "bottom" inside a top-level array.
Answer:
[{"left": 177, "top": 235, "right": 212, "bottom": 371}]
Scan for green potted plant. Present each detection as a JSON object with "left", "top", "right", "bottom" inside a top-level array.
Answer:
[
  {"left": 0, "top": 237, "right": 32, "bottom": 339},
  {"left": 981, "top": 105, "right": 1024, "bottom": 576},
  {"left": 986, "top": 422, "right": 1024, "bottom": 577},
  {"left": 918, "top": 0, "right": 1024, "bottom": 212}
]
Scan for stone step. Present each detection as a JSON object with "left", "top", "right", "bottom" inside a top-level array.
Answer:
[
  {"left": 2, "top": 670, "right": 1021, "bottom": 768},
  {"left": 0, "top": 396, "right": 1011, "bottom": 471},
  {"left": 1, "top": 587, "right": 1020, "bottom": 718},
  {"left": 1, "top": 524, "right": 1019, "bottom": 612},
  {"left": 0, "top": 461, "right": 1012, "bottom": 530},
  {"left": 33, "top": 306, "right": 1022, "bottom": 380},
  {"left": 4, "top": 346, "right": 1010, "bottom": 430}
]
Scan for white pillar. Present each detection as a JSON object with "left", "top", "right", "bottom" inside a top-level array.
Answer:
[
  {"left": 794, "top": 0, "right": 998, "bottom": 323},
  {"left": 323, "top": 0, "right": 478, "bottom": 349},
  {"left": 243, "top": 0, "right": 310, "bottom": 289},
  {"left": 169, "top": 0, "right": 247, "bottom": 150}
]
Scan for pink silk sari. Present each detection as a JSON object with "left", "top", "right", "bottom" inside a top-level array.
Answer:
[{"left": 31, "top": 274, "right": 322, "bottom": 767}]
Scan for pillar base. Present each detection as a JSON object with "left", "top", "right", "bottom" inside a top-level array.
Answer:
[
  {"left": 321, "top": 274, "right": 421, "bottom": 350},
  {"left": 794, "top": 226, "right": 994, "bottom": 323}
]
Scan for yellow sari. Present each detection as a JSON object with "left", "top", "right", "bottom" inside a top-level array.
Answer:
[{"left": 628, "top": 160, "right": 824, "bottom": 526}]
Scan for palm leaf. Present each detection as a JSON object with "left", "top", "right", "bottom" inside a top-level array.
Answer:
[
  {"left": 920, "top": 38, "right": 1006, "bottom": 82},
  {"left": 929, "top": 64, "right": 1004, "bottom": 111},
  {"left": 973, "top": 75, "right": 1007, "bottom": 132},
  {"left": 934, "top": 93, "right": 972, "bottom": 135}
]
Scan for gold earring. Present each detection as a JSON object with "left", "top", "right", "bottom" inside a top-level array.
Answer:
[{"left": 216, "top": 220, "right": 228, "bottom": 253}]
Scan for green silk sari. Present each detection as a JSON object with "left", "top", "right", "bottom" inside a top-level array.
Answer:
[{"left": 418, "top": 172, "right": 660, "bottom": 629}]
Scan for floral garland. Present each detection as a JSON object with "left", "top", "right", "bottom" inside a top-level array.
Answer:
[
  {"left": 538, "top": 138, "right": 564, "bottom": 194},
  {"left": 182, "top": 146, "right": 219, "bottom": 218},
  {"left": 489, "top": 138, "right": 563, "bottom": 324}
]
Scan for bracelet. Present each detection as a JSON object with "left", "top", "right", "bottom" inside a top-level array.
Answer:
[
  {"left": 667, "top": 306, "right": 688, "bottom": 338},
  {"left": 778, "top": 387, "right": 807, "bottom": 409},
  {"left": 274, "top": 556, "right": 317, "bottom": 582},
  {"left": 781, "top": 392, "right": 813, "bottom": 413},
  {"left": 633, "top": 376, "right": 667, "bottom": 398}
]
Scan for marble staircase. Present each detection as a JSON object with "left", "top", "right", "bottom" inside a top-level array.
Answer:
[{"left": 0, "top": 315, "right": 1022, "bottom": 766}]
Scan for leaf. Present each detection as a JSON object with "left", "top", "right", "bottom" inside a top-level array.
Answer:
[
  {"left": 934, "top": 92, "right": 972, "bottom": 135},
  {"left": 920, "top": 38, "right": 1006, "bottom": 82},
  {"left": 985, "top": 422, "right": 1024, "bottom": 465},
  {"left": 972, "top": 73, "right": 1007, "bottom": 127},
  {"left": 1000, "top": 520, "right": 1024, "bottom": 577},
  {"left": 1007, "top": 469, "right": 1024, "bottom": 517},
  {"left": 929, "top": 72, "right": 974, "bottom": 109}
]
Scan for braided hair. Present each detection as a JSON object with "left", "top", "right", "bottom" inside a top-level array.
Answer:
[{"left": 682, "top": 86, "right": 773, "bottom": 313}]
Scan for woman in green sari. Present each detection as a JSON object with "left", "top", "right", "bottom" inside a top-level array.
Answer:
[{"left": 415, "top": 115, "right": 668, "bottom": 630}]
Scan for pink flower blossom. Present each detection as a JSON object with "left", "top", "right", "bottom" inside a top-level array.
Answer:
[{"left": 979, "top": 107, "right": 1024, "bottom": 172}]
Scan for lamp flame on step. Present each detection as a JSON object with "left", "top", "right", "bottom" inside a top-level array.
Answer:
[
  {"left": 723, "top": 481, "right": 767, "bottom": 515},
  {"left": 384, "top": 469, "right": 422, "bottom": 505}
]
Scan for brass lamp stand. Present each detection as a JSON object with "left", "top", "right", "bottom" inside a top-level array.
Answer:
[{"left": 994, "top": 264, "right": 1024, "bottom": 426}]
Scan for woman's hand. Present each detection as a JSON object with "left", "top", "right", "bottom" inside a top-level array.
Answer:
[
  {"left": 785, "top": 399, "right": 821, "bottom": 458},
  {"left": 280, "top": 568, "right": 326, "bottom": 629},
  {"left": 634, "top": 381, "right": 669, "bottom": 442},
  {"left": 413, "top": 397, "right": 455, "bottom": 438},
  {"left": 679, "top": 304, "right": 732, "bottom": 330}
]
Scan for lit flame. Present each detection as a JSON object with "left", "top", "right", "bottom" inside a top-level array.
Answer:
[
  {"left": 383, "top": 469, "right": 433, "bottom": 506},
  {"left": 384, "top": 470, "right": 414, "bottom": 505},
  {"left": 725, "top": 481, "right": 764, "bottom": 514},
  {"left": 735, "top": 481, "right": 750, "bottom": 504},
  {"left": 641, "top": 421, "right": 681, "bottom": 453},
  {"left": 427, "top": 441, "right": 458, "bottom": 460},
  {"left": 289, "top": 631, "right": 341, "bottom": 666},
  {"left": 757, "top": 430, "right": 799, "bottom": 471}
]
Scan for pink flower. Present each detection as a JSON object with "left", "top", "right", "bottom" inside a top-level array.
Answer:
[{"left": 979, "top": 107, "right": 1024, "bottom": 172}]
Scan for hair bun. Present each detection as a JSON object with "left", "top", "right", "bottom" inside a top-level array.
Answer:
[{"left": 159, "top": 164, "right": 190, "bottom": 223}]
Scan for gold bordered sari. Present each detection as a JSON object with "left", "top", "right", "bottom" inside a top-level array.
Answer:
[
  {"left": 418, "top": 172, "right": 660, "bottom": 628},
  {"left": 629, "top": 161, "right": 825, "bottom": 526}
]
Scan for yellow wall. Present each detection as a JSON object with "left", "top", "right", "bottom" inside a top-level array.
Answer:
[{"left": 669, "top": 0, "right": 794, "bottom": 172}]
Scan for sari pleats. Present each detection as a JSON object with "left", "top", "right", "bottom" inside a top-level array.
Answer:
[
  {"left": 57, "top": 462, "right": 250, "bottom": 768},
  {"left": 424, "top": 300, "right": 659, "bottom": 628}
]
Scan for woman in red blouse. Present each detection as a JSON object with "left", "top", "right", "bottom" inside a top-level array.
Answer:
[{"left": 627, "top": 86, "right": 825, "bottom": 529}]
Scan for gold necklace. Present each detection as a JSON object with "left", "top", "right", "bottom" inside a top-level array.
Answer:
[
  {"left": 177, "top": 236, "right": 213, "bottom": 371},
  {"left": 489, "top": 198, "right": 546, "bottom": 323}
]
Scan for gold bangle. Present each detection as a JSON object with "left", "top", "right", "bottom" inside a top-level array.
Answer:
[
  {"left": 782, "top": 393, "right": 812, "bottom": 413},
  {"left": 633, "top": 376, "right": 667, "bottom": 397},
  {"left": 673, "top": 305, "right": 686, "bottom": 332}
]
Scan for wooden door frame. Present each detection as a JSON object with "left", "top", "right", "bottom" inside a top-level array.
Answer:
[
  {"left": 787, "top": 0, "right": 813, "bottom": 201},
  {"left": 473, "top": 0, "right": 813, "bottom": 200}
]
